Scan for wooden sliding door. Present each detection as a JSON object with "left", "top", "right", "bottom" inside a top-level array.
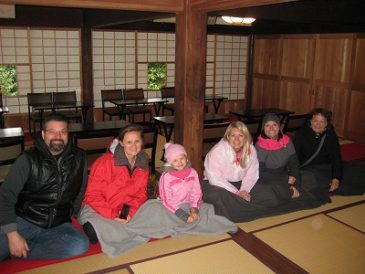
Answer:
[
  {"left": 252, "top": 33, "right": 364, "bottom": 141},
  {"left": 312, "top": 34, "right": 354, "bottom": 136},
  {"left": 346, "top": 35, "right": 365, "bottom": 142}
]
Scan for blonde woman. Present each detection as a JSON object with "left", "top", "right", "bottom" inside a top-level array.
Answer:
[{"left": 202, "top": 121, "right": 278, "bottom": 222}]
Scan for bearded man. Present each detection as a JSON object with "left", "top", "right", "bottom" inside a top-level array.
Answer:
[{"left": 0, "top": 113, "right": 89, "bottom": 261}]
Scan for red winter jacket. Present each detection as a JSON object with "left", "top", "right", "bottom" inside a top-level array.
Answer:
[{"left": 82, "top": 141, "right": 150, "bottom": 219}]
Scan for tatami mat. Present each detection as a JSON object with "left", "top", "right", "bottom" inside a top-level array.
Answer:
[
  {"left": 131, "top": 240, "right": 273, "bottom": 274},
  {"left": 238, "top": 195, "right": 365, "bottom": 232},
  {"left": 102, "top": 269, "right": 130, "bottom": 274},
  {"left": 328, "top": 203, "right": 365, "bottom": 233},
  {"left": 254, "top": 214, "right": 365, "bottom": 274},
  {"left": 20, "top": 234, "right": 230, "bottom": 274}
]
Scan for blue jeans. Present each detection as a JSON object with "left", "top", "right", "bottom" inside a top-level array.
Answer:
[{"left": 0, "top": 217, "right": 89, "bottom": 261}]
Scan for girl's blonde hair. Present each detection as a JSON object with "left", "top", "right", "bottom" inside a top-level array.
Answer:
[{"left": 223, "top": 121, "right": 252, "bottom": 168}]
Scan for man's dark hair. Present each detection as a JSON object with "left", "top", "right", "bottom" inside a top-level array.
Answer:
[
  {"left": 310, "top": 108, "right": 333, "bottom": 129},
  {"left": 42, "top": 113, "right": 69, "bottom": 129}
]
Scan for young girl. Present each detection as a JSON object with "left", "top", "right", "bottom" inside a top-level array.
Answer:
[{"left": 159, "top": 142, "right": 202, "bottom": 223}]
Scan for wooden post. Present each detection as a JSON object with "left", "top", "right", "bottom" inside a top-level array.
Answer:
[
  {"left": 80, "top": 25, "right": 94, "bottom": 123},
  {"left": 175, "top": 4, "right": 207, "bottom": 177},
  {"left": 245, "top": 33, "right": 255, "bottom": 111}
]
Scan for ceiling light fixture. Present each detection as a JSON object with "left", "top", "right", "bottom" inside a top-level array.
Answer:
[{"left": 221, "top": 16, "right": 256, "bottom": 25}]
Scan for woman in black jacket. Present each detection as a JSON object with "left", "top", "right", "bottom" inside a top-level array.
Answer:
[{"left": 294, "top": 108, "right": 365, "bottom": 196}]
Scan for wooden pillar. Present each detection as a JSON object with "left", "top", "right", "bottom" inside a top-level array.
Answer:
[
  {"left": 175, "top": 4, "right": 207, "bottom": 177},
  {"left": 245, "top": 33, "right": 255, "bottom": 111},
  {"left": 81, "top": 25, "right": 94, "bottom": 123}
]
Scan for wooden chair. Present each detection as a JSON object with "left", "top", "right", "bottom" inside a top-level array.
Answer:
[
  {"left": 141, "top": 123, "right": 158, "bottom": 174},
  {"left": 122, "top": 88, "right": 152, "bottom": 123},
  {"left": 203, "top": 122, "right": 230, "bottom": 159},
  {"left": 53, "top": 91, "right": 82, "bottom": 122},
  {"left": 160, "top": 87, "right": 175, "bottom": 115},
  {"left": 0, "top": 137, "right": 24, "bottom": 184},
  {"left": 101, "top": 89, "right": 123, "bottom": 120},
  {"left": 27, "top": 92, "right": 53, "bottom": 135},
  {"left": 282, "top": 113, "right": 310, "bottom": 138}
]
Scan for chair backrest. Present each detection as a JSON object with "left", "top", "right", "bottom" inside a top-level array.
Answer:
[
  {"left": 203, "top": 122, "right": 230, "bottom": 158},
  {"left": 101, "top": 89, "right": 123, "bottom": 108},
  {"left": 283, "top": 113, "right": 310, "bottom": 133},
  {"left": 27, "top": 92, "right": 53, "bottom": 107},
  {"left": 160, "top": 87, "right": 174, "bottom": 99},
  {"left": 123, "top": 88, "right": 144, "bottom": 100},
  {"left": 141, "top": 123, "right": 158, "bottom": 174},
  {"left": 53, "top": 91, "right": 77, "bottom": 104}
]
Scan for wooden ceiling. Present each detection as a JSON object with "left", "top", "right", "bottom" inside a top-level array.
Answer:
[
  {"left": 0, "top": 0, "right": 364, "bottom": 34},
  {"left": 210, "top": 0, "right": 365, "bottom": 34}
]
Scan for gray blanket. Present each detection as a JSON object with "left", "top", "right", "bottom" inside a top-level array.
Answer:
[{"left": 78, "top": 199, "right": 237, "bottom": 257}]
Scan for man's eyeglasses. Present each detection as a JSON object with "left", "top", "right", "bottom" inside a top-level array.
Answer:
[{"left": 45, "top": 129, "right": 68, "bottom": 136}]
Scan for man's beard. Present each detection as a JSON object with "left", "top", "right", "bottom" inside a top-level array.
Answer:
[{"left": 49, "top": 139, "right": 65, "bottom": 154}]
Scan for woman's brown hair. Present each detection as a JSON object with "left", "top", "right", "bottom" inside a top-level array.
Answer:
[{"left": 117, "top": 124, "right": 144, "bottom": 141}]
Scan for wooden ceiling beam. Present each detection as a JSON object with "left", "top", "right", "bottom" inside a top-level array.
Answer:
[
  {"left": 211, "top": 0, "right": 365, "bottom": 26},
  {"left": 190, "top": 0, "right": 296, "bottom": 12},
  {"left": 0, "top": 5, "right": 83, "bottom": 28},
  {"left": 84, "top": 10, "right": 172, "bottom": 28},
  {"left": 0, "top": 0, "right": 184, "bottom": 13}
]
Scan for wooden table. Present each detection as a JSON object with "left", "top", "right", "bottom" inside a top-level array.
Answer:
[
  {"left": 0, "top": 127, "right": 24, "bottom": 141},
  {"left": 0, "top": 106, "right": 9, "bottom": 128},
  {"left": 69, "top": 120, "right": 130, "bottom": 139},
  {"left": 153, "top": 113, "right": 229, "bottom": 142},
  {"left": 230, "top": 108, "right": 294, "bottom": 124},
  {"left": 205, "top": 95, "right": 228, "bottom": 113},
  {"left": 110, "top": 98, "right": 167, "bottom": 117}
]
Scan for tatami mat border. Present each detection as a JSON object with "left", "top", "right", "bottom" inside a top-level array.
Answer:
[
  {"left": 230, "top": 228, "right": 308, "bottom": 274},
  {"left": 85, "top": 237, "right": 232, "bottom": 274},
  {"left": 249, "top": 199, "right": 365, "bottom": 234},
  {"left": 325, "top": 214, "right": 365, "bottom": 235}
]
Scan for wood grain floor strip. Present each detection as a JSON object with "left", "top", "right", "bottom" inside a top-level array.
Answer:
[{"left": 230, "top": 228, "right": 309, "bottom": 274}]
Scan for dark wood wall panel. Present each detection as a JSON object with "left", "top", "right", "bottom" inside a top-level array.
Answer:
[
  {"left": 313, "top": 85, "right": 349, "bottom": 136},
  {"left": 346, "top": 37, "right": 365, "bottom": 141},
  {"left": 252, "top": 78, "right": 280, "bottom": 108},
  {"left": 253, "top": 33, "right": 364, "bottom": 142},
  {"left": 313, "top": 34, "right": 353, "bottom": 83},
  {"left": 279, "top": 80, "right": 311, "bottom": 114},
  {"left": 352, "top": 38, "right": 365, "bottom": 87},
  {"left": 280, "top": 35, "right": 314, "bottom": 79},
  {"left": 346, "top": 90, "right": 365, "bottom": 141},
  {"left": 254, "top": 36, "right": 281, "bottom": 75}
]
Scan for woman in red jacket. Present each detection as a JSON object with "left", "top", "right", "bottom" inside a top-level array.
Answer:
[{"left": 78, "top": 124, "right": 150, "bottom": 244}]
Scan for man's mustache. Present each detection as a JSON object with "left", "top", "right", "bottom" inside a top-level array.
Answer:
[{"left": 50, "top": 139, "right": 64, "bottom": 144}]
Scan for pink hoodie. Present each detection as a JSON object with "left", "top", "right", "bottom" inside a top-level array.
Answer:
[
  {"left": 159, "top": 167, "right": 202, "bottom": 213},
  {"left": 203, "top": 139, "right": 259, "bottom": 193}
]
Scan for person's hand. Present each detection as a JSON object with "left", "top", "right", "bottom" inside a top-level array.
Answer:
[
  {"left": 290, "top": 186, "right": 300, "bottom": 198},
  {"left": 288, "top": 176, "right": 296, "bottom": 185},
  {"left": 8, "top": 231, "right": 29, "bottom": 258},
  {"left": 187, "top": 208, "right": 199, "bottom": 223},
  {"left": 237, "top": 190, "right": 251, "bottom": 202},
  {"left": 114, "top": 215, "right": 131, "bottom": 224},
  {"left": 329, "top": 178, "right": 340, "bottom": 192}
]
